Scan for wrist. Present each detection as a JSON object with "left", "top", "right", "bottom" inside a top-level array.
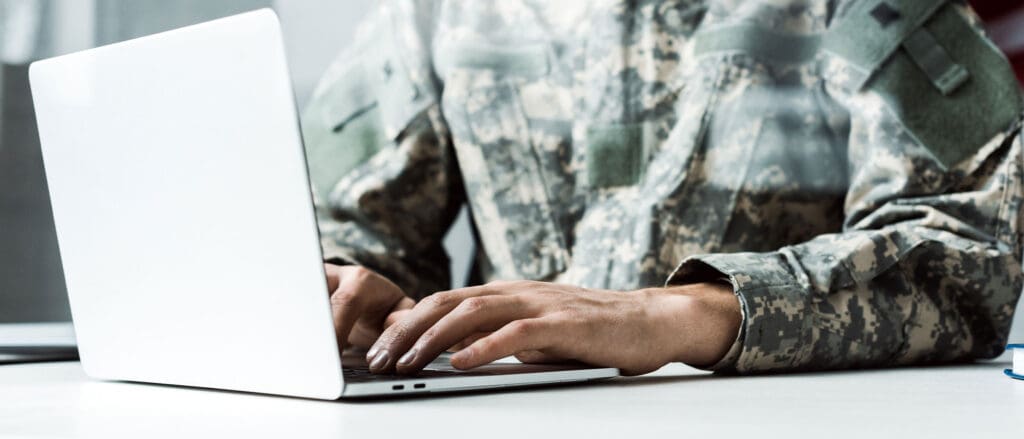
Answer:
[{"left": 644, "top": 283, "right": 741, "bottom": 368}]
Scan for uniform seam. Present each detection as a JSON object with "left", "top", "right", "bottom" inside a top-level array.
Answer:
[
  {"left": 509, "top": 83, "right": 572, "bottom": 267},
  {"left": 992, "top": 152, "right": 1011, "bottom": 245},
  {"left": 992, "top": 131, "right": 1020, "bottom": 248}
]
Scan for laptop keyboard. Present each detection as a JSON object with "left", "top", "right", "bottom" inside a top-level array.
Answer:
[
  {"left": 340, "top": 350, "right": 592, "bottom": 384},
  {"left": 343, "top": 364, "right": 466, "bottom": 381}
]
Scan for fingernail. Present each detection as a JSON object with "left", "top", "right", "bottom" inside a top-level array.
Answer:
[
  {"left": 397, "top": 348, "right": 418, "bottom": 366},
  {"left": 369, "top": 350, "right": 390, "bottom": 372},
  {"left": 366, "top": 344, "right": 380, "bottom": 361}
]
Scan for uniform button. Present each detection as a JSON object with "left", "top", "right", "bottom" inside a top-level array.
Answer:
[{"left": 382, "top": 61, "right": 393, "bottom": 80}]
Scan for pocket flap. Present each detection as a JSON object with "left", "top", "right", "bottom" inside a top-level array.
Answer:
[
  {"left": 316, "top": 63, "right": 378, "bottom": 133},
  {"left": 435, "top": 41, "right": 549, "bottom": 79},
  {"left": 823, "top": 0, "right": 948, "bottom": 90},
  {"left": 693, "top": 24, "right": 821, "bottom": 65}
]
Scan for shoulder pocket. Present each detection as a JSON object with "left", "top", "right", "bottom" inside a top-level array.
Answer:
[
  {"left": 302, "top": 33, "right": 434, "bottom": 202},
  {"left": 824, "top": 0, "right": 1023, "bottom": 168},
  {"left": 302, "top": 60, "right": 383, "bottom": 203}
]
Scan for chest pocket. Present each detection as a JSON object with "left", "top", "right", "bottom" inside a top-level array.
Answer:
[{"left": 438, "top": 42, "right": 570, "bottom": 280}]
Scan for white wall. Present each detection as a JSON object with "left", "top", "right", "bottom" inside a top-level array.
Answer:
[{"left": 274, "top": 0, "right": 367, "bottom": 107}]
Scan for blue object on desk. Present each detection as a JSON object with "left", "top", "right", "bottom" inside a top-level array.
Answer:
[{"left": 1006, "top": 344, "right": 1023, "bottom": 380}]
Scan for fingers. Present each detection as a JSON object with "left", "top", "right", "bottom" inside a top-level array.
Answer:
[
  {"left": 343, "top": 301, "right": 414, "bottom": 348},
  {"left": 324, "top": 264, "right": 354, "bottom": 347},
  {"left": 450, "top": 318, "right": 554, "bottom": 370},
  {"left": 448, "top": 331, "right": 491, "bottom": 352},
  {"left": 393, "top": 295, "right": 531, "bottom": 374},
  {"left": 366, "top": 286, "right": 492, "bottom": 373},
  {"left": 324, "top": 263, "right": 341, "bottom": 292},
  {"left": 328, "top": 265, "right": 402, "bottom": 350},
  {"left": 329, "top": 286, "right": 363, "bottom": 351}
]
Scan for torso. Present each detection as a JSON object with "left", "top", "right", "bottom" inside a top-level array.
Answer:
[{"left": 432, "top": 0, "right": 849, "bottom": 289}]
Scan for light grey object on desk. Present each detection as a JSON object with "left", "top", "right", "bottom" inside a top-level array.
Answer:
[
  {"left": 0, "top": 322, "right": 78, "bottom": 364},
  {"left": 0, "top": 360, "right": 1021, "bottom": 438},
  {"left": 0, "top": 63, "right": 69, "bottom": 324}
]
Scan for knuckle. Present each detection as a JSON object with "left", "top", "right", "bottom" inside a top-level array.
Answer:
[
  {"left": 458, "top": 297, "right": 486, "bottom": 314},
  {"left": 556, "top": 305, "right": 582, "bottom": 320},
  {"left": 420, "top": 327, "right": 440, "bottom": 343},
  {"left": 520, "top": 280, "right": 544, "bottom": 289},
  {"left": 422, "top": 292, "right": 454, "bottom": 308},
  {"left": 506, "top": 320, "right": 534, "bottom": 337},
  {"left": 537, "top": 285, "right": 562, "bottom": 297},
  {"left": 330, "top": 290, "right": 361, "bottom": 308},
  {"left": 325, "top": 267, "right": 340, "bottom": 280},
  {"left": 514, "top": 352, "right": 533, "bottom": 363},
  {"left": 486, "top": 279, "right": 513, "bottom": 288},
  {"left": 335, "top": 266, "right": 374, "bottom": 292},
  {"left": 347, "top": 265, "right": 373, "bottom": 281}
]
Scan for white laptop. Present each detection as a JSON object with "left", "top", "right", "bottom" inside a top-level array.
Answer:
[{"left": 28, "top": 9, "right": 617, "bottom": 399}]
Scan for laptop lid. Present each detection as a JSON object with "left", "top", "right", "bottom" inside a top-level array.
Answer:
[{"left": 29, "top": 9, "right": 343, "bottom": 399}]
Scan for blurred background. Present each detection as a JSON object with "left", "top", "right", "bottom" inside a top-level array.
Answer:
[{"left": 0, "top": 1, "right": 1020, "bottom": 344}]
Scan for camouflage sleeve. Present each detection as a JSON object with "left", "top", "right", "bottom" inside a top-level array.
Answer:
[
  {"left": 671, "top": 119, "right": 1024, "bottom": 373},
  {"left": 301, "top": 0, "right": 463, "bottom": 299},
  {"left": 668, "top": 8, "right": 1024, "bottom": 372}
]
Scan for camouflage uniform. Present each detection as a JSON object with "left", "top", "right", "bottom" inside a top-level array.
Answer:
[{"left": 301, "top": 0, "right": 1024, "bottom": 373}]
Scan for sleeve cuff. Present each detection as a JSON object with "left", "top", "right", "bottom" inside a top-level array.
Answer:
[
  {"left": 320, "top": 233, "right": 362, "bottom": 267},
  {"left": 666, "top": 250, "right": 814, "bottom": 373},
  {"left": 323, "top": 256, "right": 356, "bottom": 267},
  {"left": 664, "top": 259, "right": 745, "bottom": 371}
]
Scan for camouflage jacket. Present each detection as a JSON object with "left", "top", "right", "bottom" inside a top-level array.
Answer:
[{"left": 301, "top": 0, "right": 1024, "bottom": 373}]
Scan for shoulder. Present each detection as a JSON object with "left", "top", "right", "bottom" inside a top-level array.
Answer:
[{"left": 823, "top": 0, "right": 1023, "bottom": 168}]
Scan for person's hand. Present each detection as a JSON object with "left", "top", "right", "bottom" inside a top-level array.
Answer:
[
  {"left": 325, "top": 263, "right": 415, "bottom": 350},
  {"left": 365, "top": 280, "right": 741, "bottom": 376}
]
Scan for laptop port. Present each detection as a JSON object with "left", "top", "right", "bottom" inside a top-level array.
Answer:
[
  {"left": 392, "top": 385, "right": 404, "bottom": 391},
  {"left": 414, "top": 383, "right": 425, "bottom": 389}
]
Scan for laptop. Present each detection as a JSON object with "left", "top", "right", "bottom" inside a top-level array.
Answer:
[{"left": 28, "top": 9, "right": 618, "bottom": 399}]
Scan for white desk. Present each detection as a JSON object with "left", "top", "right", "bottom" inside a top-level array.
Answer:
[{"left": 2, "top": 360, "right": 1022, "bottom": 438}]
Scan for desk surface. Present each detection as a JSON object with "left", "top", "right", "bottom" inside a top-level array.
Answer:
[{"left": 2, "top": 360, "right": 1021, "bottom": 438}]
